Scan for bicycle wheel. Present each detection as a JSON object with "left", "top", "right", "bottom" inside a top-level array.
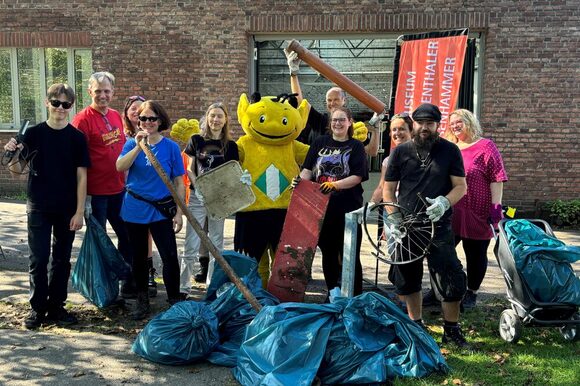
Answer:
[{"left": 363, "top": 201, "right": 434, "bottom": 265}]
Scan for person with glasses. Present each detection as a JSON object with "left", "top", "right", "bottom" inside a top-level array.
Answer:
[
  {"left": 296, "top": 106, "right": 369, "bottom": 298},
  {"left": 3, "top": 83, "right": 90, "bottom": 329},
  {"left": 444, "top": 109, "right": 508, "bottom": 310},
  {"left": 122, "top": 95, "right": 159, "bottom": 298},
  {"left": 384, "top": 103, "right": 470, "bottom": 348},
  {"left": 116, "top": 100, "right": 186, "bottom": 320},
  {"left": 72, "top": 72, "right": 134, "bottom": 299},
  {"left": 370, "top": 113, "right": 413, "bottom": 204},
  {"left": 180, "top": 102, "right": 239, "bottom": 292},
  {"left": 284, "top": 48, "right": 381, "bottom": 156}
]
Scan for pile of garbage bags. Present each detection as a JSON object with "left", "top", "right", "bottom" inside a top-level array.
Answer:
[
  {"left": 132, "top": 251, "right": 448, "bottom": 383},
  {"left": 505, "top": 219, "right": 580, "bottom": 305}
]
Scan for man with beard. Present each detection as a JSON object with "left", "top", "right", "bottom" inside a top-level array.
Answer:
[{"left": 383, "top": 103, "right": 470, "bottom": 348}]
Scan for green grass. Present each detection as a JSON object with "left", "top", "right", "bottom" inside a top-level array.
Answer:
[{"left": 394, "top": 297, "right": 580, "bottom": 386}]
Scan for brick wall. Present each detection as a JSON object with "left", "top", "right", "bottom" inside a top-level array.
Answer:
[{"left": 1, "top": 1, "right": 578, "bottom": 213}]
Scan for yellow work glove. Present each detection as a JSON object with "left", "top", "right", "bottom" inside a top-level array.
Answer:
[
  {"left": 352, "top": 121, "right": 368, "bottom": 142},
  {"left": 320, "top": 181, "right": 339, "bottom": 194}
]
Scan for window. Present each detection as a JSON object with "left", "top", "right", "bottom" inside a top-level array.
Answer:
[{"left": 0, "top": 47, "right": 92, "bottom": 130}]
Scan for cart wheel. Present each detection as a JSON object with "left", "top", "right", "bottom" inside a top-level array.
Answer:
[
  {"left": 499, "top": 309, "right": 522, "bottom": 343},
  {"left": 362, "top": 199, "right": 434, "bottom": 265},
  {"left": 559, "top": 313, "right": 579, "bottom": 342}
]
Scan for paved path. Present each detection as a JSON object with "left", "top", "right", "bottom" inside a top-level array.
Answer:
[{"left": 1, "top": 198, "right": 578, "bottom": 385}]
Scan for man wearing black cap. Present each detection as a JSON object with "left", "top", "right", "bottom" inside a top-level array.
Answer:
[{"left": 383, "top": 103, "right": 470, "bottom": 348}]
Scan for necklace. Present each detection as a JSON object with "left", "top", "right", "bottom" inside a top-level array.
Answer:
[{"left": 415, "top": 147, "right": 431, "bottom": 168}]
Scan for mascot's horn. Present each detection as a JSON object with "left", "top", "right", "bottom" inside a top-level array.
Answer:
[{"left": 250, "top": 92, "right": 261, "bottom": 103}]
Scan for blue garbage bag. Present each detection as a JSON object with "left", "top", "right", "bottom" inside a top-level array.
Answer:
[
  {"left": 207, "top": 268, "right": 279, "bottom": 367},
  {"left": 205, "top": 250, "right": 258, "bottom": 301},
  {"left": 318, "top": 291, "right": 449, "bottom": 384},
  {"left": 71, "top": 215, "right": 131, "bottom": 308},
  {"left": 233, "top": 302, "right": 341, "bottom": 386},
  {"left": 132, "top": 301, "right": 219, "bottom": 365},
  {"left": 505, "top": 220, "right": 580, "bottom": 304}
]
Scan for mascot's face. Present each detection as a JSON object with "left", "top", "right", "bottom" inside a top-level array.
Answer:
[{"left": 237, "top": 93, "right": 310, "bottom": 145}]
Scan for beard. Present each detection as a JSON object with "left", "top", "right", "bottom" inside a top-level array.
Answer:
[{"left": 412, "top": 128, "right": 439, "bottom": 150}]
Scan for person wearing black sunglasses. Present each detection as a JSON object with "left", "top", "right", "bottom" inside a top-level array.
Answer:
[
  {"left": 72, "top": 72, "right": 135, "bottom": 299},
  {"left": 3, "top": 83, "right": 90, "bottom": 329}
]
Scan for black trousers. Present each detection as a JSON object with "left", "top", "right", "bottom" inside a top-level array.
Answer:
[
  {"left": 318, "top": 208, "right": 363, "bottom": 296},
  {"left": 455, "top": 236, "right": 491, "bottom": 291},
  {"left": 27, "top": 211, "right": 76, "bottom": 313},
  {"left": 125, "top": 220, "right": 180, "bottom": 300}
]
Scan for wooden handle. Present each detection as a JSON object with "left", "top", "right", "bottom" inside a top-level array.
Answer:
[
  {"left": 287, "top": 40, "right": 386, "bottom": 114},
  {"left": 138, "top": 139, "right": 262, "bottom": 312}
]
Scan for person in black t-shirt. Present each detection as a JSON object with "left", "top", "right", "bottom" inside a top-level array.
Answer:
[
  {"left": 299, "top": 106, "right": 369, "bottom": 297},
  {"left": 384, "top": 103, "right": 471, "bottom": 348},
  {"left": 3, "top": 83, "right": 90, "bottom": 329},
  {"left": 284, "top": 47, "right": 381, "bottom": 155},
  {"left": 181, "top": 102, "right": 239, "bottom": 291}
]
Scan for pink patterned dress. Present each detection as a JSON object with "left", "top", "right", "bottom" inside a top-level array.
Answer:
[{"left": 452, "top": 138, "right": 508, "bottom": 240}]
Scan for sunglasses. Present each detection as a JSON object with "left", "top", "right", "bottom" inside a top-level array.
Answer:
[
  {"left": 128, "top": 95, "right": 145, "bottom": 102},
  {"left": 49, "top": 100, "right": 73, "bottom": 109},
  {"left": 138, "top": 116, "right": 159, "bottom": 122},
  {"left": 391, "top": 112, "right": 410, "bottom": 121}
]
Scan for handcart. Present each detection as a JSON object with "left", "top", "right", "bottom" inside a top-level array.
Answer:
[{"left": 493, "top": 219, "right": 579, "bottom": 343}]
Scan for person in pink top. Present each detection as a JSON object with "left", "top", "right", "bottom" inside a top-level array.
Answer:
[
  {"left": 445, "top": 109, "right": 508, "bottom": 309},
  {"left": 72, "top": 71, "right": 134, "bottom": 298}
]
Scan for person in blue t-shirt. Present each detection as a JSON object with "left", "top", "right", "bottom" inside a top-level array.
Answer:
[{"left": 116, "top": 100, "right": 185, "bottom": 320}]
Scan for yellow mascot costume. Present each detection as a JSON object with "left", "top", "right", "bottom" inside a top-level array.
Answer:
[{"left": 234, "top": 92, "right": 309, "bottom": 286}]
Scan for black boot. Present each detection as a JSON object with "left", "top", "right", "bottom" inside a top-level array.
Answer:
[
  {"left": 132, "top": 292, "right": 150, "bottom": 320},
  {"left": 120, "top": 279, "right": 137, "bottom": 299},
  {"left": 147, "top": 257, "right": 157, "bottom": 298},
  {"left": 194, "top": 256, "right": 209, "bottom": 283}
]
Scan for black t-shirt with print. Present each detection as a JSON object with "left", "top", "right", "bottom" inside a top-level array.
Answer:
[
  {"left": 184, "top": 135, "right": 239, "bottom": 176},
  {"left": 385, "top": 138, "right": 465, "bottom": 224},
  {"left": 22, "top": 122, "right": 90, "bottom": 214},
  {"left": 303, "top": 135, "right": 369, "bottom": 211}
]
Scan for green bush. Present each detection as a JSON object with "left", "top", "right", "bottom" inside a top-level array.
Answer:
[{"left": 543, "top": 199, "right": 580, "bottom": 227}]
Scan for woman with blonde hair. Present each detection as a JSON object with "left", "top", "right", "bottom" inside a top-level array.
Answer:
[
  {"left": 445, "top": 109, "right": 508, "bottom": 309},
  {"left": 179, "top": 102, "right": 239, "bottom": 292}
]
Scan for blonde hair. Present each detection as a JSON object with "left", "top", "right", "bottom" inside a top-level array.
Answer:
[{"left": 445, "top": 109, "right": 482, "bottom": 142}]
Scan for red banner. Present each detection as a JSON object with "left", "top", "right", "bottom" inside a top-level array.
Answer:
[{"left": 394, "top": 35, "right": 467, "bottom": 133}]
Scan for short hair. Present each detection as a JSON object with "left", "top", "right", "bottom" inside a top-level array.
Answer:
[
  {"left": 46, "top": 83, "right": 75, "bottom": 104},
  {"left": 137, "top": 100, "right": 171, "bottom": 132},
  {"left": 88, "top": 71, "right": 115, "bottom": 88},
  {"left": 326, "top": 87, "right": 346, "bottom": 100},
  {"left": 329, "top": 106, "right": 354, "bottom": 138},
  {"left": 447, "top": 109, "right": 482, "bottom": 142}
]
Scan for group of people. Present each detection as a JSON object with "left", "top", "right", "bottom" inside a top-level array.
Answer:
[{"left": 4, "top": 54, "right": 506, "bottom": 350}]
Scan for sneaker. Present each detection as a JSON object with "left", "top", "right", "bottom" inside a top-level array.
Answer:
[
  {"left": 442, "top": 325, "right": 471, "bottom": 349},
  {"left": 167, "top": 293, "right": 188, "bottom": 305},
  {"left": 46, "top": 308, "right": 78, "bottom": 326},
  {"left": 148, "top": 268, "right": 158, "bottom": 298},
  {"left": 462, "top": 290, "right": 477, "bottom": 310},
  {"left": 24, "top": 310, "right": 45, "bottom": 329},
  {"left": 422, "top": 288, "right": 441, "bottom": 307}
]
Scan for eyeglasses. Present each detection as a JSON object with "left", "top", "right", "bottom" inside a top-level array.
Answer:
[
  {"left": 331, "top": 118, "right": 348, "bottom": 123},
  {"left": 49, "top": 100, "right": 73, "bottom": 109},
  {"left": 139, "top": 116, "right": 159, "bottom": 122}
]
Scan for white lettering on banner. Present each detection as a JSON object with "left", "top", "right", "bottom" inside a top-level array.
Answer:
[
  {"left": 439, "top": 57, "right": 457, "bottom": 125},
  {"left": 422, "top": 41, "right": 439, "bottom": 103},
  {"left": 404, "top": 71, "right": 416, "bottom": 113}
]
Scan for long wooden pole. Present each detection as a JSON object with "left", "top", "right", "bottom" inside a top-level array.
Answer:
[
  {"left": 138, "top": 139, "right": 262, "bottom": 312},
  {"left": 287, "top": 40, "right": 387, "bottom": 114}
]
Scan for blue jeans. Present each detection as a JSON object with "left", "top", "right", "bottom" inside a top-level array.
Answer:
[
  {"left": 28, "top": 211, "right": 76, "bottom": 313},
  {"left": 90, "top": 192, "right": 133, "bottom": 267}
]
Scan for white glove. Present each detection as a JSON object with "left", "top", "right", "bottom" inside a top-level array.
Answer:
[
  {"left": 284, "top": 48, "right": 301, "bottom": 75},
  {"left": 240, "top": 169, "right": 252, "bottom": 186},
  {"left": 351, "top": 202, "right": 375, "bottom": 224},
  {"left": 425, "top": 196, "right": 450, "bottom": 222},
  {"left": 84, "top": 196, "right": 92, "bottom": 220},
  {"left": 369, "top": 112, "right": 385, "bottom": 128},
  {"left": 383, "top": 211, "right": 404, "bottom": 256}
]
